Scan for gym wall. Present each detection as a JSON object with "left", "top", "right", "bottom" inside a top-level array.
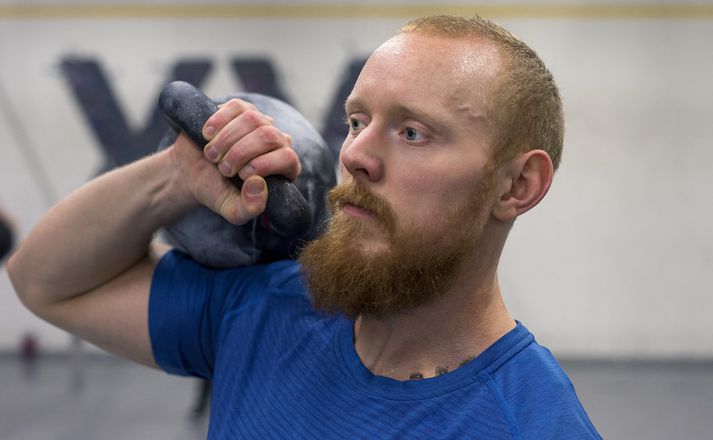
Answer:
[{"left": 0, "top": 0, "right": 711, "bottom": 359}]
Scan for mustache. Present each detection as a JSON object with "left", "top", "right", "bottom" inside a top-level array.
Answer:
[{"left": 327, "top": 181, "right": 395, "bottom": 233}]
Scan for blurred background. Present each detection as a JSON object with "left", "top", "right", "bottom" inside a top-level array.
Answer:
[{"left": 0, "top": 0, "right": 711, "bottom": 439}]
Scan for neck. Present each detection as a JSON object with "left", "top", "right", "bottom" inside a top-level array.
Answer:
[{"left": 353, "top": 267, "right": 515, "bottom": 381}]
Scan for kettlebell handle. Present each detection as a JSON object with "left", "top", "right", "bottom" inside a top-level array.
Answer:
[{"left": 159, "top": 81, "right": 313, "bottom": 239}]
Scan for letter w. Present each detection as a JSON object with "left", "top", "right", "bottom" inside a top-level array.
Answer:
[{"left": 60, "top": 58, "right": 212, "bottom": 171}]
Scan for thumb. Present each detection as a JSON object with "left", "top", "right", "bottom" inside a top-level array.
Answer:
[{"left": 235, "top": 175, "right": 267, "bottom": 222}]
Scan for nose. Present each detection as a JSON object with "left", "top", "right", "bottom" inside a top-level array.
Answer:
[{"left": 339, "top": 125, "right": 384, "bottom": 183}]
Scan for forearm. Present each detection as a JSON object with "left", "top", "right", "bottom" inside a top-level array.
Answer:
[
  {"left": 6, "top": 97, "right": 296, "bottom": 365},
  {"left": 8, "top": 148, "right": 195, "bottom": 311}
]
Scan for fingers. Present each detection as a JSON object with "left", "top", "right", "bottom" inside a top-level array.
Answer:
[
  {"left": 172, "top": 97, "right": 301, "bottom": 225},
  {"left": 235, "top": 176, "right": 268, "bottom": 223},
  {"left": 213, "top": 175, "right": 268, "bottom": 225},
  {"left": 204, "top": 110, "right": 273, "bottom": 161},
  {"left": 201, "top": 98, "right": 299, "bottom": 182},
  {"left": 202, "top": 98, "right": 258, "bottom": 140},
  {"left": 174, "top": 134, "right": 268, "bottom": 225},
  {"left": 238, "top": 146, "right": 301, "bottom": 181},
  {"left": 219, "top": 128, "right": 300, "bottom": 181}
]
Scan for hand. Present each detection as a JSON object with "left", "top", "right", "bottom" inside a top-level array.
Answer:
[{"left": 172, "top": 98, "right": 302, "bottom": 225}]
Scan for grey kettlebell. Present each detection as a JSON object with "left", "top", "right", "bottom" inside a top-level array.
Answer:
[{"left": 157, "top": 82, "right": 336, "bottom": 268}]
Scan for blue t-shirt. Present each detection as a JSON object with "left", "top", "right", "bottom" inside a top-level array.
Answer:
[{"left": 150, "top": 251, "right": 601, "bottom": 439}]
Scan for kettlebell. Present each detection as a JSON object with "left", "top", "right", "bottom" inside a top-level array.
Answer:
[{"left": 157, "top": 81, "right": 336, "bottom": 268}]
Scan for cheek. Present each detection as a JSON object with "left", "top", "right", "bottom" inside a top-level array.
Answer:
[
  {"left": 388, "top": 176, "right": 449, "bottom": 227},
  {"left": 391, "top": 170, "right": 482, "bottom": 230}
]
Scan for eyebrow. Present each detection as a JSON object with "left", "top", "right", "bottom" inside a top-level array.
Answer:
[{"left": 344, "top": 95, "right": 363, "bottom": 113}]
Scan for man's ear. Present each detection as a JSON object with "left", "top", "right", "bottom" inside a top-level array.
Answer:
[{"left": 492, "top": 150, "right": 554, "bottom": 222}]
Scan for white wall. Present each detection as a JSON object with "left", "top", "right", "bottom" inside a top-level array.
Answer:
[{"left": 0, "top": 1, "right": 711, "bottom": 358}]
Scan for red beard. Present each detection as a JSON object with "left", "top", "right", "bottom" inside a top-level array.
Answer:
[{"left": 299, "top": 172, "right": 495, "bottom": 319}]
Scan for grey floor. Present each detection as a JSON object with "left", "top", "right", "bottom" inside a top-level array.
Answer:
[{"left": 1, "top": 354, "right": 711, "bottom": 439}]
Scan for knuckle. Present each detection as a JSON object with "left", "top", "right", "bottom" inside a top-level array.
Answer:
[
  {"left": 223, "top": 98, "right": 243, "bottom": 111},
  {"left": 249, "top": 155, "right": 275, "bottom": 178},
  {"left": 241, "top": 101, "right": 258, "bottom": 112},
  {"left": 284, "top": 148, "right": 302, "bottom": 179},
  {"left": 249, "top": 148, "right": 300, "bottom": 180},
  {"left": 224, "top": 145, "right": 249, "bottom": 168},
  {"left": 279, "top": 147, "right": 300, "bottom": 169},
  {"left": 207, "top": 136, "right": 228, "bottom": 154},
  {"left": 256, "top": 125, "right": 283, "bottom": 145},
  {"left": 212, "top": 99, "right": 245, "bottom": 123},
  {"left": 283, "top": 146, "right": 299, "bottom": 164},
  {"left": 242, "top": 110, "right": 267, "bottom": 127},
  {"left": 245, "top": 157, "right": 265, "bottom": 176},
  {"left": 204, "top": 112, "right": 221, "bottom": 128}
]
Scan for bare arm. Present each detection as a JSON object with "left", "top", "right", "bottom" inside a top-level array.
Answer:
[
  {"left": 8, "top": 98, "right": 299, "bottom": 367},
  {"left": 8, "top": 149, "right": 192, "bottom": 366}
]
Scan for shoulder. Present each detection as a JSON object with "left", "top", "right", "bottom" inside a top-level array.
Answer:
[
  {"left": 154, "top": 250, "right": 307, "bottom": 298},
  {"left": 487, "top": 331, "right": 601, "bottom": 439},
  {"left": 149, "top": 250, "right": 320, "bottom": 378},
  {"left": 151, "top": 250, "right": 312, "bottom": 331}
]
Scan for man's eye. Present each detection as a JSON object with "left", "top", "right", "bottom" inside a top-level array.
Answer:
[
  {"left": 348, "top": 118, "right": 366, "bottom": 132},
  {"left": 404, "top": 127, "right": 421, "bottom": 141}
]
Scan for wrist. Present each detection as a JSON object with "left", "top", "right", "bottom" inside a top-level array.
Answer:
[{"left": 148, "top": 147, "right": 200, "bottom": 225}]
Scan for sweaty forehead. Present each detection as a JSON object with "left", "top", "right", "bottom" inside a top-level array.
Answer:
[
  {"left": 373, "top": 33, "right": 502, "bottom": 82},
  {"left": 352, "top": 33, "right": 502, "bottom": 123}
]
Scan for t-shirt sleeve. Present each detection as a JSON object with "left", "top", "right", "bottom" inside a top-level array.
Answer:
[
  {"left": 494, "top": 343, "right": 602, "bottom": 439},
  {"left": 148, "top": 249, "right": 301, "bottom": 379}
]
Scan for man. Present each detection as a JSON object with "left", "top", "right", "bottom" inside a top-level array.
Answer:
[{"left": 9, "top": 15, "right": 601, "bottom": 439}]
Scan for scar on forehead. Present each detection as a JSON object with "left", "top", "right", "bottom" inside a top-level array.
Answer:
[{"left": 454, "top": 102, "right": 487, "bottom": 123}]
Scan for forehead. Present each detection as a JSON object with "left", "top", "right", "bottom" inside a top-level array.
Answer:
[{"left": 349, "top": 33, "right": 503, "bottom": 117}]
